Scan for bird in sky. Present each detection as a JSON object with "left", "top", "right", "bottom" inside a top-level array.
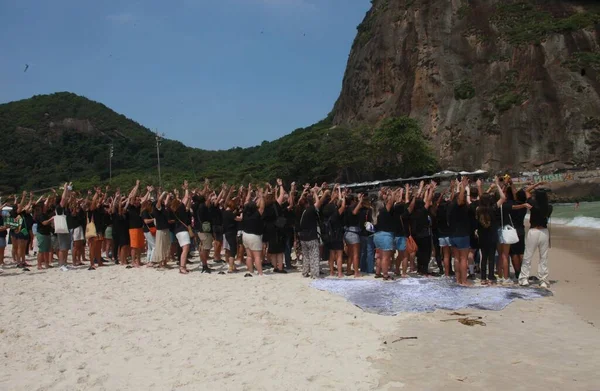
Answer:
[{"left": 24, "top": 64, "right": 29, "bottom": 72}]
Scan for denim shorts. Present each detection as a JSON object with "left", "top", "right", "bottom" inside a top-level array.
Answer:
[
  {"left": 439, "top": 236, "right": 451, "bottom": 247},
  {"left": 449, "top": 236, "right": 470, "bottom": 250},
  {"left": 395, "top": 236, "right": 407, "bottom": 251},
  {"left": 0, "top": 237, "right": 5, "bottom": 248},
  {"left": 344, "top": 227, "right": 361, "bottom": 245},
  {"left": 373, "top": 231, "right": 394, "bottom": 251}
]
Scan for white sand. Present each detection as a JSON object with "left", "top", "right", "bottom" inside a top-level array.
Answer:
[{"left": 1, "top": 236, "right": 599, "bottom": 390}]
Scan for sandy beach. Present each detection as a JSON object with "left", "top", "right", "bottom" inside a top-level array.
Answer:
[{"left": 1, "top": 226, "right": 599, "bottom": 390}]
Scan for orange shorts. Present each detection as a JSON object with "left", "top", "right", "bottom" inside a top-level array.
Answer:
[{"left": 129, "top": 228, "right": 145, "bottom": 249}]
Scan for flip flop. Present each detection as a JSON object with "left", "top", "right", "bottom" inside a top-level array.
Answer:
[
  {"left": 374, "top": 274, "right": 383, "bottom": 279},
  {"left": 87, "top": 267, "right": 95, "bottom": 271},
  {"left": 244, "top": 273, "right": 253, "bottom": 277},
  {"left": 126, "top": 266, "right": 133, "bottom": 269},
  {"left": 218, "top": 271, "right": 226, "bottom": 275}
]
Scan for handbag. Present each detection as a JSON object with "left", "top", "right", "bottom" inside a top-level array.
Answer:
[
  {"left": 401, "top": 217, "right": 418, "bottom": 253},
  {"left": 201, "top": 221, "right": 211, "bottom": 233},
  {"left": 176, "top": 215, "right": 195, "bottom": 238},
  {"left": 54, "top": 210, "right": 69, "bottom": 234},
  {"left": 85, "top": 214, "right": 97, "bottom": 239},
  {"left": 500, "top": 204, "right": 519, "bottom": 245},
  {"left": 145, "top": 213, "right": 157, "bottom": 236}
]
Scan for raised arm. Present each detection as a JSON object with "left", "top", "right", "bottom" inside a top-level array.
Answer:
[
  {"left": 288, "top": 182, "right": 296, "bottom": 208},
  {"left": 407, "top": 191, "right": 417, "bottom": 214},
  {"left": 60, "top": 182, "right": 71, "bottom": 208},
  {"left": 457, "top": 178, "right": 467, "bottom": 206},
  {"left": 314, "top": 188, "right": 327, "bottom": 210},
  {"left": 257, "top": 190, "right": 265, "bottom": 215},
  {"left": 110, "top": 191, "right": 120, "bottom": 214},
  {"left": 353, "top": 193, "right": 363, "bottom": 215},
  {"left": 338, "top": 188, "right": 347, "bottom": 215},
  {"left": 276, "top": 179, "right": 285, "bottom": 205},
  {"left": 245, "top": 184, "right": 253, "bottom": 205},
  {"left": 525, "top": 181, "right": 546, "bottom": 199},
  {"left": 495, "top": 176, "right": 506, "bottom": 207},
  {"left": 128, "top": 180, "right": 140, "bottom": 203},
  {"left": 425, "top": 182, "right": 436, "bottom": 209}
]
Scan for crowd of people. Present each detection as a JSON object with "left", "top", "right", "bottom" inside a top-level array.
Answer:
[{"left": 0, "top": 176, "right": 553, "bottom": 287}]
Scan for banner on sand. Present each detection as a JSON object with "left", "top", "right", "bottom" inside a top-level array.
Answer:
[{"left": 311, "top": 278, "right": 552, "bottom": 316}]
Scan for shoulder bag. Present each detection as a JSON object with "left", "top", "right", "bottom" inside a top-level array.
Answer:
[
  {"left": 85, "top": 213, "right": 97, "bottom": 239},
  {"left": 500, "top": 204, "right": 519, "bottom": 245},
  {"left": 54, "top": 209, "right": 69, "bottom": 234}
]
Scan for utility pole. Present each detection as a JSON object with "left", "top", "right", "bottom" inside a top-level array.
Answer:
[
  {"left": 155, "top": 130, "right": 164, "bottom": 187},
  {"left": 109, "top": 143, "right": 114, "bottom": 183}
]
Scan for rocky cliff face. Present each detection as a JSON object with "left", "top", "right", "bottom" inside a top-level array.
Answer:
[{"left": 331, "top": 0, "right": 600, "bottom": 173}]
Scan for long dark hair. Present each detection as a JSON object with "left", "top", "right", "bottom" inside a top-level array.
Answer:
[
  {"left": 476, "top": 193, "right": 494, "bottom": 228},
  {"left": 534, "top": 189, "right": 550, "bottom": 217}
]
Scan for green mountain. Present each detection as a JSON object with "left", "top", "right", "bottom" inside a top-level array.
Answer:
[{"left": 0, "top": 92, "right": 437, "bottom": 193}]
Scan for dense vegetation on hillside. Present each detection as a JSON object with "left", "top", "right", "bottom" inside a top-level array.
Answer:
[{"left": 0, "top": 93, "right": 438, "bottom": 194}]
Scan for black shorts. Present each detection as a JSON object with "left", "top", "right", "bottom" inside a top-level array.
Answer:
[{"left": 510, "top": 232, "right": 525, "bottom": 256}]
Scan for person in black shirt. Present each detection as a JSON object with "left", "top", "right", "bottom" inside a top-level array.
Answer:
[
  {"left": 263, "top": 180, "right": 289, "bottom": 273},
  {"left": 296, "top": 186, "right": 325, "bottom": 279},
  {"left": 241, "top": 186, "right": 266, "bottom": 276},
  {"left": 111, "top": 193, "right": 130, "bottom": 267},
  {"left": 0, "top": 213, "right": 8, "bottom": 266},
  {"left": 448, "top": 177, "right": 472, "bottom": 286},
  {"left": 282, "top": 182, "right": 297, "bottom": 270},
  {"left": 409, "top": 182, "right": 435, "bottom": 276},
  {"left": 223, "top": 199, "right": 242, "bottom": 273},
  {"left": 466, "top": 183, "right": 480, "bottom": 276},
  {"left": 358, "top": 199, "right": 375, "bottom": 274},
  {"left": 508, "top": 186, "right": 529, "bottom": 280},
  {"left": 373, "top": 188, "right": 399, "bottom": 280},
  {"left": 519, "top": 184, "right": 553, "bottom": 288},
  {"left": 210, "top": 186, "right": 227, "bottom": 264},
  {"left": 86, "top": 188, "right": 107, "bottom": 269},
  {"left": 141, "top": 200, "right": 156, "bottom": 264},
  {"left": 393, "top": 186, "right": 413, "bottom": 278},
  {"left": 475, "top": 191, "right": 505, "bottom": 284},
  {"left": 171, "top": 182, "right": 192, "bottom": 274},
  {"left": 344, "top": 193, "right": 363, "bottom": 277},
  {"left": 152, "top": 191, "right": 173, "bottom": 268},
  {"left": 33, "top": 201, "right": 53, "bottom": 269},
  {"left": 193, "top": 194, "right": 213, "bottom": 272},
  {"left": 431, "top": 187, "right": 452, "bottom": 277},
  {"left": 68, "top": 202, "right": 86, "bottom": 266},
  {"left": 127, "top": 181, "right": 145, "bottom": 268},
  {"left": 322, "top": 187, "right": 346, "bottom": 278}
]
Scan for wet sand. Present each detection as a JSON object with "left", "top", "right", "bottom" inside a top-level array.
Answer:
[{"left": 376, "top": 225, "right": 600, "bottom": 390}]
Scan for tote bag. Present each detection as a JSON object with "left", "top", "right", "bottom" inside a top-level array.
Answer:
[
  {"left": 500, "top": 205, "right": 519, "bottom": 245},
  {"left": 54, "top": 210, "right": 69, "bottom": 234},
  {"left": 85, "top": 214, "right": 97, "bottom": 240}
]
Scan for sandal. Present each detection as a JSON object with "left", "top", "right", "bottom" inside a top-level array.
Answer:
[
  {"left": 374, "top": 274, "right": 383, "bottom": 279},
  {"left": 179, "top": 267, "right": 189, "bottom": 274},
  {"left": 383, "top": 275, "right": 394, "bottom": 281},
  {"left": 244, "top": 273, "right": 253, "bottom": 277}
]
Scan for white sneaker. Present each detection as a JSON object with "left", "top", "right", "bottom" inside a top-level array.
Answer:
[
  {"left": 519, "top": 280, "right": 529, "bottom": 287},
  {"left": 502, "top": 278, "right": 513, "bottom": 285},
  {"left": 60, "top": 265, "right": 69, "bottom": 272},
  {"left": 540, "top": 282, "right": 549, "bottom": 289}
]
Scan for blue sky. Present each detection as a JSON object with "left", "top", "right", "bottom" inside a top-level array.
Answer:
[{"left": 0, "top": 0, "right": 370, "bottom": 150}]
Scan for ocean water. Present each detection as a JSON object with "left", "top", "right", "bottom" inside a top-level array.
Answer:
[{"left": 549, "top": 201, "right": 600, "bottom": 229}]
